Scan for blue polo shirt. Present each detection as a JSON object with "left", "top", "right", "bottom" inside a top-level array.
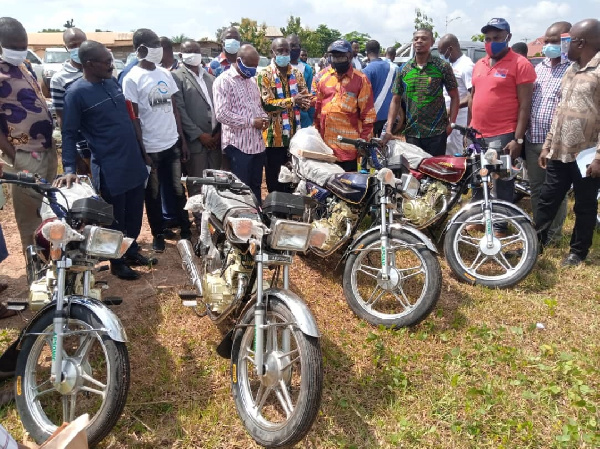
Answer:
[
  {"left": 62, "top": 77, "right": 148, "bottom": 196},
  {"left": 363, "top": 58, "right": 400, "bottom": 121}
]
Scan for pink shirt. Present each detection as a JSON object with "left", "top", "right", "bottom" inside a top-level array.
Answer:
[
  {"left": 213, "top": 67, "right": 267, "bottom": 154},
  {"left": 471, "top": 49, "right": 536, "bottom": 137}
]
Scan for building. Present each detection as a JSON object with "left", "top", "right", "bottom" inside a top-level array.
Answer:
[
  {"left": 527, "top": 36, "right": 545, "bottom": 57},
  {"left": 264, "top": 26, "right": 283, "bottom": 41},
  {"left": 27, "top": 31, "right": 134, "bottom": 61}
]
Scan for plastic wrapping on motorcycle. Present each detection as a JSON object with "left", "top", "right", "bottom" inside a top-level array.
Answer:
[
  {"left": 204, "top": 184, "right": 258, "bottom": 222},
  {"left": 262, "top": 192, "right": 306, "bottom": 219},
  {"left": 289, "top": 127, "right": 334, "bottom": 156},
  {"left": 386, "top": 140, "right": 432, "bottom": 169},
  {"left": 293, "top": 156, "right": 344, "bottom": 186},
  {"left": 40, "top": 182, "right": 97, "bottom": 220},
  {"left": 71, "top": 198, "right": 114, "bottom": 226}
]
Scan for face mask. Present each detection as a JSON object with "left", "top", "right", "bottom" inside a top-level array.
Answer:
[
  {"left": 332, "top": 61, "right": 350, "bottom": 74},
  {"left": 236, "top": 57, "right": 256, "bottom": 78},
  {"left": 224, "top": 39, "right": 241, "bottom": 54},
  {"left": 290, "top": 48, "right": 301, "bottom": 61},
  {"left": 0, "top": 48, "right": 27, "bottom": 66},
  {"left": 138, "top": 45, "right": 163, "bottom": 64},
  {"left": 275, "top": 55, "right": 290, "bottom": 67},
  {"left": 182, "top": 53, "right": 203, "bottom": 67},
  {"left": 485, "top": 37, "right": 509, "bottom": 57},
  {"left": 440, "top": 48, "right": 451, "bottom": 63},
  {"left": 69, "top": 47, "right": 81, "bottom": 64},
  {"left": 542, "top": 44, "right": 561, "bottom": 59}
]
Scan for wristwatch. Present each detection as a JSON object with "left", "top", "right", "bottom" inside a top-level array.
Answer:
[{"left": 515, "top": 138, "right": 524, "bottom": 145}]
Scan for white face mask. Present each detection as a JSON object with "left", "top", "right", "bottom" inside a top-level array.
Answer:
[
  {"left": 181, "top": 53, "right": 203, "bottom": 67},
  {"left": 137, "top": 45, "right": 163, "bottom": 64},
  {"left": 1, "top": 48, "right": 28, "bottom": 66}
]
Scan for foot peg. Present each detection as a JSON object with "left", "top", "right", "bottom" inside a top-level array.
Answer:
[
  {"left": 102, "top": 297, "right": 123, "bottom": 306},
  {"left": 178, "top": 290, "right": 199, "bottom": 307},
  {"left": 6, "top": 301, "right": 28, "bottom": 311}
]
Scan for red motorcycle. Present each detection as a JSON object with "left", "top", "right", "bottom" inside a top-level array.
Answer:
[{"left": 368, "top": 125, "right": 538, "bottom": 288}]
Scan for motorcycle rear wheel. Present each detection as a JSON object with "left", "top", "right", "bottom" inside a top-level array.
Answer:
[
  {"left": 231, "top": 298, "right": 323, "bottom": 448},
  {"left": 443, "top": 204, "right": 538, "bottom": 288},
  {"left": 343, "top": 230, "right": 442, "bottom": 328},
  {"left": 15, "top": 304, "right": 130, "bottom": 447}
]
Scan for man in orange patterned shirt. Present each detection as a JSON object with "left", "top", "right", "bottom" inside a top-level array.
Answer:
[{"left": 314, "top": 40, "right": 376, "bottom": 171}]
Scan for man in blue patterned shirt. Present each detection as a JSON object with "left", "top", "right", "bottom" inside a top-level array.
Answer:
[{"left": 525, "top": 21, "right": 571, "bottom": 244}]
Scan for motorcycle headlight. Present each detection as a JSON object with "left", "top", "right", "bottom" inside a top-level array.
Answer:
[
  {"left": 397, "top": 173, "right": 420, "bottom": 200},
  {"left": 81, "top": 226, "right": 124, "bottom": 258},
  {"left": 268, "top": 219, "right": 312, "bottom": 252}
]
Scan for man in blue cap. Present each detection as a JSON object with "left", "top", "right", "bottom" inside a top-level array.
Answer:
[{"left": 467, "top": 18, "right": 536, "bottom": 236}]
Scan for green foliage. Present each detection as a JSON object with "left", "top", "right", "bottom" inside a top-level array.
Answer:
[
  {"left": 237, "top": 18, "right": 271, "bottom": 56},
  {"left": 343, "top": 31, "right": 371, "bottom": 51},
  {"left": 40, "top": 28, "right": 63, "bottom": 33},
  {"left": 279, "top": 16, "right": 341, "bottom": 57},
  {"left": 414, "top": 8, "right": 439, "bottom": 39},
  {"left": 471, "top": 33, "right": 485, "bottom": 42},
  {"left": 171, "top": 34, "right": 191, "bottom": 44}
]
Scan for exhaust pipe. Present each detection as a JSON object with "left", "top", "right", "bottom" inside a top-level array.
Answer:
[{"left": 177, "top": 239, "right": 203, "bottom": 297}]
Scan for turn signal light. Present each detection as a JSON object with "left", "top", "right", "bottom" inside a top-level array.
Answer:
[{"left": 42, "top": 222, "right": 67, "bottom": 242}]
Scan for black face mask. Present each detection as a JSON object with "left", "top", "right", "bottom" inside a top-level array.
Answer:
[
  {"left": 290, "top": 48, "right": 301, "bottom": 61},
  {"left": 332, "top": 61, "right": 350, "bottom": 74}
]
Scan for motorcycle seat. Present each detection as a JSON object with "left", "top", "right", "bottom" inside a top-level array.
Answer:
[{"left": 292, "top": 156, "right": 345, "bottom": 187}]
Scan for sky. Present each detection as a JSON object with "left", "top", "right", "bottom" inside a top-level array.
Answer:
[{"left": 4, "top": 0, "right": 600, "bottom": 52}]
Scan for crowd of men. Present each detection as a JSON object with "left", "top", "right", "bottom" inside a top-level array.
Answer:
[{"left": 0, "top": 16, "right": 599, "bottom": 303}]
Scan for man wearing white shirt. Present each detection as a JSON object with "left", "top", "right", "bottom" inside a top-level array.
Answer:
[
  {"left": 351, "top": 41, "right": 363, "bottom": 71},
  {"left": 438, "top": 34, "right": 474, "bottom": 155},
  {"left": 172, "top": 40, "right": 220, "bottom": 194}
]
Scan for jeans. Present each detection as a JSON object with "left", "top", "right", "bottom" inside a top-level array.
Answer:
[
  {"left": 265, "top": 147, "right": 291, "bottom": 193},
  {"left": 524, "top": 139, "right": 567, "bottom": 241},
  {"left": 100, "top": 181, "right": 145, "bottom": 265},
  {"left": 406, "top": 132, "right": 447, "bottom": 157},
  {"left": 145, "top": 144, "right": 191, "bottom": 237},
  {"left": 537, "top": 160, "right": 600, "bottom": 259},
  {"left": 224, "top": 145, "right": 266, "bottom": 205}
]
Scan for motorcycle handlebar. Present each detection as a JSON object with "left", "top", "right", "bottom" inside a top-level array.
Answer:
[
  {"left": 450, "top": 123, "right": 480, "bottom": 137},
  {"left": 181, "top": 176, "right": 250, "bottom": 191},
  {"left": 0, "top": 171, "right": 37, "bottom": 184},
  {"left": 337, "top": 135, "right": 382, "bottom": 148}
]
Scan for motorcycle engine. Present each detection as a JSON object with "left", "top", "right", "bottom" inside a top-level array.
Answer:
[
  {"left": 402, "top": 181, "right": 449, "bottom": 227},
  {"left": 310, "top": 200, "right": 357, "bottom": 252},
  {"left": 202, "top": 243, "right": 253, "bottom": 314}
]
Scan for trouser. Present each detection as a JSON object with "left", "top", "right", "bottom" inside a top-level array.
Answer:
[
  {"left": 336, "top": 159, "right": 358, "bottom": 172},
  {"left": 100, "top": 181, "right": 145, "bottom": 266},
  {"left": 224, "top": 145, "right": 265, "bottom": 205},
  {"left": 145, "top": 144, "right": 191, "bottom": 237},
  {"left": 265, "top": 146, "right": 290, "bottom": 193},
  {"left": 373, "top": 120, "right": 386, "bottom": 138},
  {"left": 160, "top": 167, "right": 179, "bottom": 225},
  {"left": 537, "top": 160, "right": 600, "bottom": 260},
  {"left": 406, "top": 132, "right": 447, "bottom": 157},
  {"left": 525, "top": 139, "right": 567, "bottom": 241},
  {"left": 185, "top": 148, "right": 222, "bottom": 196},
  {"left": 7, "top": 149, "right": 58, "bottom": 254}
]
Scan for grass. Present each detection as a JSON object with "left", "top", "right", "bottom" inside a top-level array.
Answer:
[{"left": 1, "top": 202, "right": 599, "bottom": 448}]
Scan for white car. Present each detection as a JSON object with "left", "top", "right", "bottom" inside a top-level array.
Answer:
[
  {"left": 42, "top": 47, "right": 70, "bottom": 88},
  {"left": 26, "top": 49, "right": 44, "bottom": 82}
]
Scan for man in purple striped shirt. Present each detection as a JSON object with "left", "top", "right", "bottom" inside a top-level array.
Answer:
[
  {"left": 525, "top": 21, "right": 571, "bottom": 244},
  {"left": 213, "top": 44, "right": 269, "bottom": 203}
]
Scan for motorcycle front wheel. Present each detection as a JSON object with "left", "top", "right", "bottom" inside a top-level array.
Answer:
[
  {"left": 343, "top": 230, "right": 442, "bottom": 328},
  {"left": 231, "top": 298, "right": 323, "bottom": 448},
  {"left": 15, "top": 304, "right": 130, "bottom": 447},
  {"left": 443, "top": 204, "right": 538, "bottom": 288}
]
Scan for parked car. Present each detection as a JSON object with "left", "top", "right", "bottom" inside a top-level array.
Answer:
[
  {"left": 26, "top": 49, "right": 43, "bottom": 82},
  {"left": 113, "top": 59, "right": 125, "bottom": 78},
  {"left": 42, "top": 47, "right": 69, "bottom": 88},
  {"left": 529, "top": 57, "right": 545, "bottom": 66},
  {"left": 431, "top": 41, "right": 486, "bottom": 63},
  {"left": 125, "top": 52, "right": 137, "bottom": 66}
]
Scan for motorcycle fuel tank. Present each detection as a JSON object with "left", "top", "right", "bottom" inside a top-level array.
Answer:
[
  {"left": 418, "top": 156, "right": 467, "bottom": 184},
  {"left": 325, "top": 173, "right": 370, "bottom": 204},
  {"left": 306, "top": 182, "right": 331, "bottom": 204}
]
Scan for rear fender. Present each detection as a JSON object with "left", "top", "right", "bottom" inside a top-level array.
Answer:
[{"left": 443, "top": 199, "right": 534, "bottom": 235}]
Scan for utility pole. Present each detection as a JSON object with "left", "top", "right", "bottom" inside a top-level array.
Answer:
[
  {"left": 522, "top": 37, "right": 530, "bottom": 43},
  {"left": 445, "top": 15, "right": 461, "bottom": 33}
]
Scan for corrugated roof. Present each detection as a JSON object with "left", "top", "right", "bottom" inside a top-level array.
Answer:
[
  {"left": 264, "top": 26, "right": 283, "bottom": 38},
  {"left": 527, "top": 36, "right": 545, "bottom": 57},
  {"left": 27, "top": 32, "right": 133, "bottom": 47}
]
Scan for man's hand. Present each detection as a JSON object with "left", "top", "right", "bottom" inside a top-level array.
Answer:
[
  {"left": 586, "top": 159, "right": 600, "bottom": 178},
  {"left": 180, "top": 140, "right": 190, "bottom": 163},
  {"left": 293, "top": 94, "right": 312, "bottom": 110},
  {"left": 252, "top": 117, "right": 269, "bottom": 130},
  {"left": 381, "top": 132, "right": 393, "bottom": 146},
  {"left": 199, "top": 133, "right": 217, "bottom": 150},
  {"left": 52, "top": 174, "right": 79, "bottom": 189},
  {"left": 144, "top": 155, "right": 153, "bottom": 167},
  {"left": 503, "top": 140, "right": 523, "bottom": 160},
  {"left": 446, "top": 124, "right": 453, "bottom": 136},
  {"left": 538, "top": 147, "right": 550, "bottom": 169}
]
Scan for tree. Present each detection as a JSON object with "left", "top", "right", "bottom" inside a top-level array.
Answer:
[
  {"left": 171, "top": 34, "right": 191, "bottom": 44},
  {"left": 304, "top": 24, "right": 341, "bottom": 57},
  {"left": 342, "top": 31, "right": 371, "bottom": 51},
  {"left": 471, "top": 33, "right": 485, "bottom": 42},
  {"left": 40, "top": 28, "right": 63, "bottom": 33},
  {"left": 280, "top": 16, "right": 304, "bottom": 38},
  {"left": 414, "top": 8, "right": 439, "bottom": 39},
  {"left": 63, "top": 19, "right": 74, "bottom": 29},
  {"left": 95, "top": 29, "right": 112, "bottom": 32},
  {"left": 215, "top": 22, "right": 239, "bottom": 41},
  {"left": 237, "top": 18, "right": 270, "bottom": 55}
]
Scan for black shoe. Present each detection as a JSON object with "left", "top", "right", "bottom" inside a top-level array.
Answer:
[
  {"left": 110, "top": 263, "right": 140, "bottom": 280},
  {"left": 180, "top": 229, "right": 192, "bottom": 241},
  {"left": 125, "top": 252, "right": 158, "bottom": 266},
  {"left": 0, "top": 386, "right": 14, "bottom": 406},
  {"left": 163, "top": 229, "right": 177, "bottom": 240},
  {"left": 561, "top": 253, "right": 583, "bottom": 267},
  {"left": 153, "top": 235, "right": 166, "bottom": 252}
]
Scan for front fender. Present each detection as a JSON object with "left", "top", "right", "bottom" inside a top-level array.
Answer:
[
  {"left": 344, "top": 223, "right": 438, "bottom": 260},
  {"left": 20, "top": 296, "right": 128, "bottom": 344},
  {"left": 443, "top": 199, "right": 534, "bottom": 235}
]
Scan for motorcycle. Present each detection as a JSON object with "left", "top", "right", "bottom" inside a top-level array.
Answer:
[
  {"left": 1, "top": 172, "right": 131, "bottom": 446},
  {"left": 284, "top": 139, "right": 442, "bottom": 329},
  {"left": 374, "top": 124, "right": 539, "bottom": 288},
  {"left": 177, "top": 170, "right": 323, "bottom": 448}
]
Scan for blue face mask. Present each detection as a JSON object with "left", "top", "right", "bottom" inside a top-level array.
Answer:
[
  {"left": 223, "top": 39, "right": 240, "bottom": 54},
  {"left": 69, "top": 47, "right": 81, "bottom": 64},
  {"left": 236, "top": 57, "right": 256, "bottom": 78},
  {"left": 542, "top": 44, "right": 561, "bottom": 59},
  {"left": 275, "top": 54, "right": 290, "bottom": 67},
  {"left": 485, "top": 37, "right": 509, "bottom": 57}
]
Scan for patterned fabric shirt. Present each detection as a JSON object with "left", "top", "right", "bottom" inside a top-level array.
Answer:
[
  {"left": 257, "top": 63, "right": 308, "bottom": 148},
  {"left": 314, "top": 66, "right": 376, "bottom": 161},
  {"left": 0, "top": 61, "right": 53, "bottom": 153},
  {"left": 213, "top": 66, "right": 267, "bottom": 155},
  {"left": 544, "top": 51, "right": 600, "bottom": 162},
  {"left": 392, "top": 54, "right": 458, "bottom": 138},
  {"left": 526, "top": 58, "right": 570, "bottom": 144}
]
